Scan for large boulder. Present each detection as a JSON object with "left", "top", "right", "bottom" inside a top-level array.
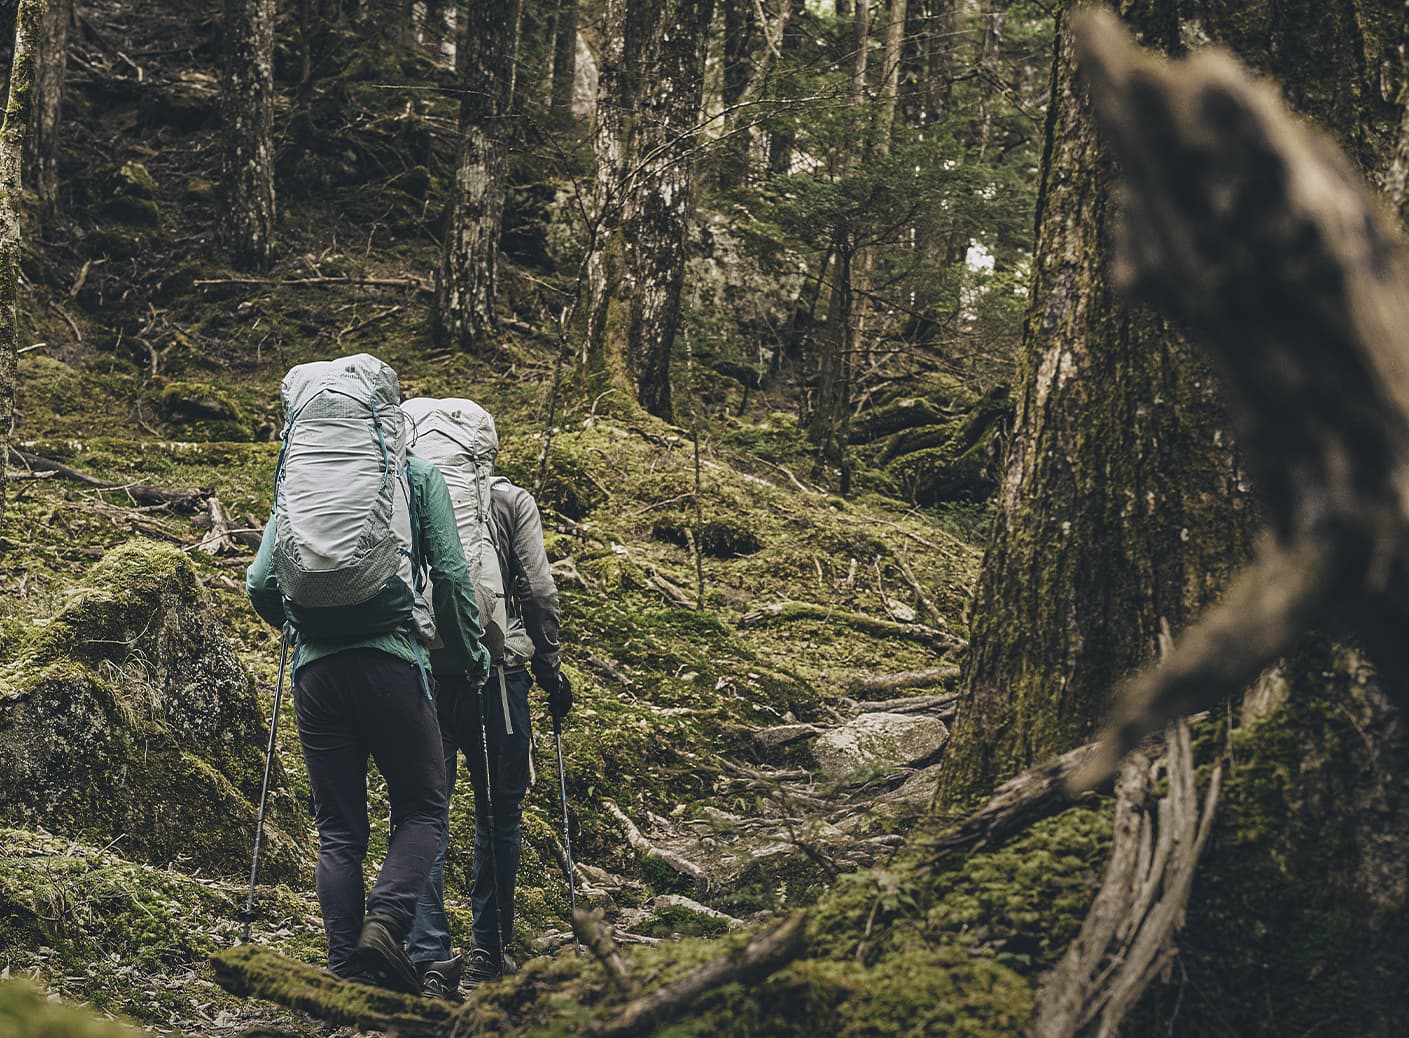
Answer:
[
  {"left": 812, "top": 712, "right": 950, "bottom": 779},
  {"left": 0, "top": 541, "right": 306, "bottom": 879}
]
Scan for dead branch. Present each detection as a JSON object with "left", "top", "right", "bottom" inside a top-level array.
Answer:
[
  {"left": 645, "top": 567, "right": 697, "bottom": 609},
  {"left": 891, "top": 551, "right": 950, "bottom": 632},
  {"left": 739, "top": 601, "right": 960, "bottom": 652},
  {"left": 7, "top": 446, "right": 208, "bottom": 511},
  {"left": 847, "top": 667, "right": 961, "bottom": 696},
  {"left": 604, "top": 799, "right": 710, "bottom": 894},
  {"left": 193, "top": 495, "right": 260, "bottom": 554},
  {"left": 850, "top": 693, "right": 958, "bottom": 718},
  {"left": 1035, "top": 721, "right": 1222, "bottom": 1037},
  {"left": 1071, "top": 11, "right": 1409, "bottom": 787},
  {"left": 193, "top": 274, "right": 431, "bottom": 292},
  {"left": 590, "top": 912, "right": 807, "bottom": 1037},
  {"left": 574, "top": 908, "right": 640, "bottom": 995}
]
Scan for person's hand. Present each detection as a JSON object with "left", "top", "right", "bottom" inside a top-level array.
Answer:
[
  {"left": 467, "top": 647, "right": 491, "bottom": 688},
  {"left": 548, "top": 671, "right": 573, "bottom": 722},
  {"left": 531, "top": 656, "right": 559, "bottom": 694}
]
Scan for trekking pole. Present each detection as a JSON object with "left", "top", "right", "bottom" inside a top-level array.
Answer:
[
  {"left": 553, "top": 714, "right": 582, "bottom": 956},
  {"left": 240, "top": 625, "right": 291, "bottom": 944},
  {"left": 480, "top": 677, "right": 510, "bottom": 968}
]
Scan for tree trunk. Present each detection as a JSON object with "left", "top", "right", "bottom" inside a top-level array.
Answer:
[
  {"left": 765, "top": 0, "right": 805, "bottom": 175},
  {"left": 549, "top": 0, "right": 578, "bottom": 120},
  {"left": 586, "top": 0, "right": 712, "bottom": 421},
  {"left": 623, "top": 0, "right": 713, "bottom": 421},
  {"left": 0, "top": 0, "right": 42, "bottom": 524},
  {"left": 872, "top": 0, "right": 905, "bottom": 155},
  {"left": 219, "top": 0, "right": 276, "bottom": 271},
  {"left": 941, "top": 0, "right": 1409, "bottom": 802},
  {"left": 433, "top": 0, "right": 518, "bottom": 350},
  {"left": 717, "top": 0, "right": 756, "bottom": 190},
  {"left": 27, "top": 0, "right": 68, "bottom": 223},
  {"left": 937, "top": 2, "right": 1252, "bottom": 806}
]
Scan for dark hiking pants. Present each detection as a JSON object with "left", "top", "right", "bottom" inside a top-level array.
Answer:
[
  {"left": 294, "top": 648, "right": 447, "bottom": 976},
  {"left": 406, "top": 667, "right": 531, "bottom": 964}
]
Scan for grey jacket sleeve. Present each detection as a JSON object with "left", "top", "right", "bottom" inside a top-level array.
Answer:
[{"left": 494, "top": 481, "right": 561, "bottom": 668}]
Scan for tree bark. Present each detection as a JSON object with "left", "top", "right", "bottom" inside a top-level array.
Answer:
[
  {"left": 0, "top": 0, "right": 42, "bottom": 524},
  {"left": 586, "top": 0, "right": 712, "bottom": 420},
  {"left": 219, "top": 0, "right": 276, "bottom": 271},
  {"left": 938, "top": 1, "right": 1252, "bottom": 807},
  {"left": 872, "top": 0, "right": 906, "bottom": 155},
  {"left": 27, "top": 0, "right": 67, "bottom": 223},
  {"left": 717, "top": 0, "right": 756, "bottom": 190},
  {"left": 765, "top": 0, "right": 805, "bottom": 175},
  {"left": 549, "top": 0, "right": 578, "bottom": 120},
  {"left": 433, "top": 0, "right": 518, "bottom": 350}
]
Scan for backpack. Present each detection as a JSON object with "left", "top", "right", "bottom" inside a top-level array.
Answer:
[
  {"left": 402, "top": 397, "right": 509, "bottom": 662},
  {"left": 272, "top": 354, "right": 433, "bottom": 643}
]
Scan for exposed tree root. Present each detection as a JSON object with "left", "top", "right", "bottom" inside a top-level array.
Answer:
[
  {"left": 927, "top": 742, "right": 1102, "bottom": 861},
  {"left": 589, "top": 912, "right": 807, "bottom": 1037},
  {"left": 604, "top": 799, "right": 710, "bottom": 894},
  {"left": 1035, "top": 721, "right": 1222, "bottom": 1037},
  {"left": 846, "top": 667, "right": 960, "bottom": 695}
]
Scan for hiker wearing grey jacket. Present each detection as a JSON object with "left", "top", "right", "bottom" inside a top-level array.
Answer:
[{"left": 408, "top": 474, "right": 570, "bottom": 994}]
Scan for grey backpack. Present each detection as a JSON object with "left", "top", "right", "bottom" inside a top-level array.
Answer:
[
  {"left": 272, "top": 355, "right": 432, "bottom": 642},
  {"left": 403, "top": 397, "right": 532, "bottom": 665}
]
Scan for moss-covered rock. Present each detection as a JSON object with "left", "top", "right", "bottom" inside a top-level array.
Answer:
[
  {"left": 0, "top": 541, "right": 307, "bottom": 880},
  {"left": 156, "top": 380, "right": 253, "bottom": 441}
]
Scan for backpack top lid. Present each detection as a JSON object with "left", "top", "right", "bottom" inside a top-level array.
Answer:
[
  {"left": 402, "top": 397, "right": 499, "bottom": 467},
  {"left": 280, "top": 354, "right": 403, "bottom": 434}
]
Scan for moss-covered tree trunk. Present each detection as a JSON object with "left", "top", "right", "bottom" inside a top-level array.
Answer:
[
  {"left": 219, "top": 0, "right": 275, "bottom": 270},
  {"left": 27, "top": 0, "right": 67, "bottom": 223},
  {"left": 941, "top": 0, "right": 1409, "bottom": 806},
  {"left": 0, "top": 0, "right": 43, "bottom": 524},
  {"left": 433, "top": 0, "right": 518, "bottom": 350}
]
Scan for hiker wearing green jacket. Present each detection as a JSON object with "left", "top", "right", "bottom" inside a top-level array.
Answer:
[{"left": 248, "top": 426, "right": 490, "bottom": 993}]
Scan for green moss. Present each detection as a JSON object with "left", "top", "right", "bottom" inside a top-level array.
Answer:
[
  {"left": 155, "top": 380, "right": 253, "bottom": 441},
  {"left": 0, "top": 979, "right": 149, "bottom": 1037}
]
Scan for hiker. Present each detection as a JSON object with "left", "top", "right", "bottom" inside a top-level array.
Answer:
[
  {"left": 399, "top": 398, "right": 572, "bottom": 997},
  {"left": 246, "top": 356, "right": 490, "bottom": 994}
]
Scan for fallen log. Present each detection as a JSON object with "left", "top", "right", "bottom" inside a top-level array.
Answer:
[
  {"left": 210, "top": 944, "right": 453, "bottom": 1037},
  {"left": 8, "top": 446, "right": 208, "bottom": 511}
]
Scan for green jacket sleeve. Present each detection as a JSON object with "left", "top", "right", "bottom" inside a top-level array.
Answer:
[
  {"left": 412, "top": 457, "right": 490, "bottom": 675},
  {"left": 245, "top": 515, "right": 288, "bottom": 630}
]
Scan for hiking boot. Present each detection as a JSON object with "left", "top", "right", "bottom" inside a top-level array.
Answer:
[
  {"left": 462, "top": 947, "right": 506, "bottom": 990},
  {"left": 419, "top": 954, "right": 464, "bottom": 1001},
  {"left": 348, "top": 917, "right": 420, "bottom": 995}
]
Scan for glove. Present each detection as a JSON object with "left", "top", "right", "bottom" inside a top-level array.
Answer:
[
  {"left": 548, "top": 671, "right": 573, "bottom": 722},
  {"left": 531, "top": 656, "right": 559, "bottom": 695}
]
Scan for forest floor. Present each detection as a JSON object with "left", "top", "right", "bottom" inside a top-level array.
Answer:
[{"left": 0, "top": 1, "right": 1004, "bottom": 1033}]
